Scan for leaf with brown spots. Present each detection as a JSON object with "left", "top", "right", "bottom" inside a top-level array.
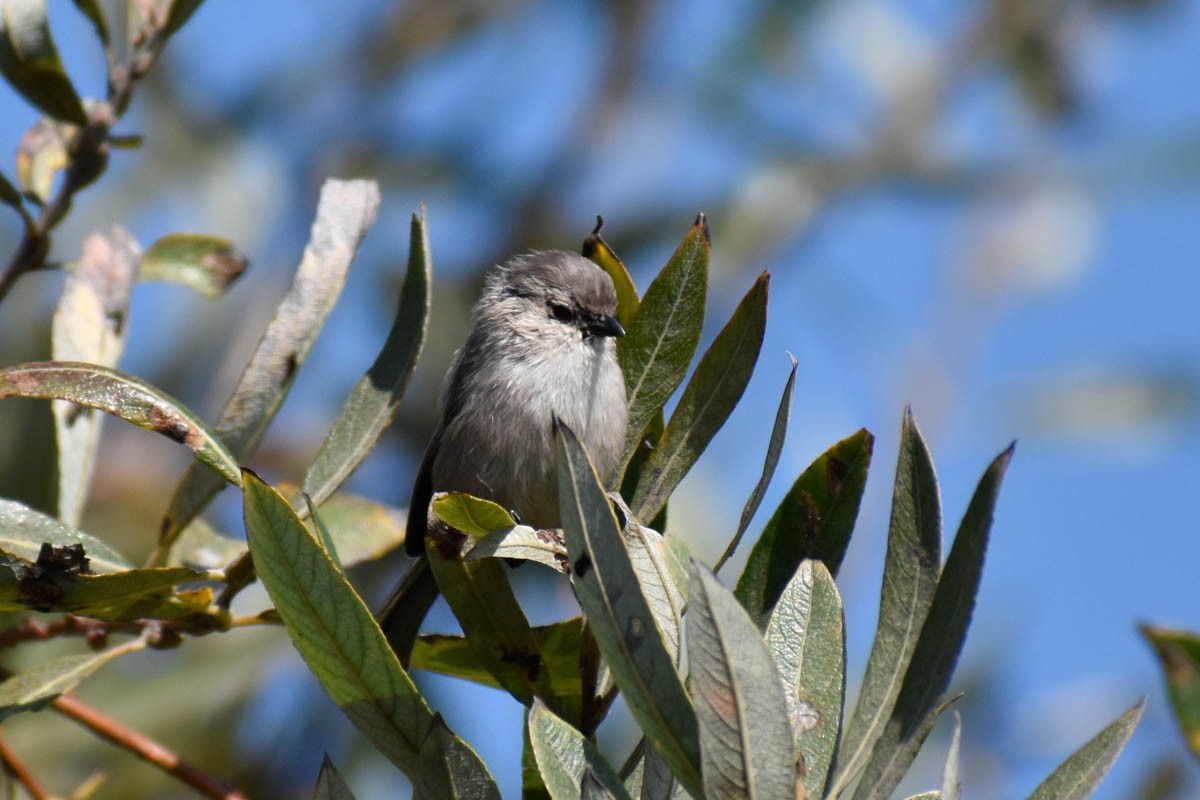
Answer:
[
  {"left": 735, "top": 428, "right": 873, "bottom": 629},
  {"left": 0, "top": 361, "right": 240, "bottom": 485}
]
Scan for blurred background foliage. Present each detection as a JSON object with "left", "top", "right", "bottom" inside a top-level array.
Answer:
[{"left": 1, "top": 0, "right": 1199, "bottom": 797}]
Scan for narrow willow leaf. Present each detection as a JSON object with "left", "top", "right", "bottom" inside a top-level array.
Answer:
[
  {"left": 308, "top": 497, "right": 341, "bottom": 569},
  {"left": 162, "top": 179, "right": 380, "bottom": 549},
  {"left": 613, "top": 496, "right": 685, "bottom": 665},
  {"left": 631, "top": 272, "right": 768, "bottom": 523},
  {"left": 0, "top": 498, "right": 131, "bottom": 572},
  {"left": 0, "top": 638, "right": 145, "bottom": 721},
  {"left": 765, "top": 560, "right": 845, "bottom": 799},
  {"left": 622, "top": 747, "right": 677, "bottom": 800},
  {"left": 1141, "top": 624, "right": 1200, "bottom": 757},
  {"left": 432, "top": 492, "right": 516, "bottom": 536},
  {"left": 1026, "top": 700, "right": 1144, "bottom": 800},
  {"left": 303, "top": 208, "right": 431, "bottom": 506},
  {"left": 619, "top": 216, "right": 709, "bottom": 465},
  {"left": 138, "top": 233, "right": 248, "bottom": 298},
  {"left": 313, "top": 755, "right": 356, "bottom": 800},
  {"left": 529, "top": 699, "right": 630, "bottom": 800},
  {"left": 241, "top": 471, "right": 499, "bottom": 798},
  {"left": 716, "top": 354, "right": 798, "bottom": 573},
  {"left": 0, "top": 361, "right": 240, "bottom": 485},
  {"left": 582, "top": 217, "right": 639, "bottom": 329},
  {"left": 69, "top": 0, "right": 109, "bottom": 45},
  {"left": 0, "top": 559, "right": 204, "bottom": 618},
  {"left": 736, "top": 428, "right": 873, "bottom": 627},
  {"left": 581, "top": 768, "right": 622, "bottom": 800},
  {"left": 52, "top": 228, "right": 138, "bottom": 526},
  {"left": 0, "top": 0, "right": 88, "bottom": 124},
  {"left": 426, "top": 526, "right": 558, "bottom": 710},
  {"left": 554, "top": 421, "right": 702, "bottom": 797},
  {"left": 903, "top": 794, "right": 939, "bottom": 800},
  {"left": 412, "top": 619, "right": 584, "bottom": 701},
  {"left": 465, "top": 525, "right": 568, "bottom": 574},
  {"left": 831, "top": 410, "right": 941, "bottom": 797},
  {"left": 309, "top": 491, "right": 407, "bottom": 567},
  {"left": 688, "top": 561, "right": 797, "bottom": 800},
  {"left": 16, "top": 116, "right": 67, "bottom": 204},
  {"left": 941, "top": 712, "right": 962, "bottom": 800},
  {"left": 851, "top": 445, "right": 1013, "bottom": 800}
]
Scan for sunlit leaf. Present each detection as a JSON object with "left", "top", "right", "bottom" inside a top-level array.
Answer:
[
  {"left": 852, "top": 445, "right": 1013, "bottom": 800},
  {"left": 0, "top": 498, "right": 131, "bottom": 573},
  {"left": 529, "top": 698, "right": 630, "bottom": 800},
  {"left": 0, "top": 361, "right": 241, "bottom": 485},
  {"left": 1142, "top": 624, "right": 1200, "bottom": 758},
  {"left": 15, "top": 116, "right": 67, "bottom": 204},
  {"left": 138, "top": 233, "right": 247, "bottom": 297},
  {"left": 52, "top": 228, "right": 138, "bottom": 526},
  {"left": 716, "top": 354, "right": 797, "bottom": 573},
  {"left": 0, "top": 639, "right": 145, "bottom": 721},
  {"left": 618, "top": 215, "right": 709, "bottom": 467},
  {"left": 161, "top": 179, "right": 380, "bottom": 550},
  {"left": 688, "top": 561, "right": 797, "bottom": 799},
  {"left": 465, "top": 524, "right": 568, "bottom": 574},
  {"left": 831, "top": 410, "right": 941, "bottom": 797},
  {"left": 765, "top": 560, "right": 845, "bottom": 799},
  {"left": 302, "top": 208, "right": 431, "bottom": 507},
  {"left": 241, "top": 471, "right": 500, "bottom": 798},
  {"left": 431, "top": 492, "right": 516, "bottom": 536},
  {"left": 309, "top": 491, "right": 407, "bottom": 567},
  {"left": 941, "top": 712, "right": 962, "bottom": 800},
  {"left": 582, "top": 216, "right": 639, "bottom": 329},
  {"left": 614, "top": 497, "right": 685, "bottom": 665},
  {"left": 736, "top": 428, "right": 873, "bottom": 627},
  {"left": 554, "top": 421, "right": 702, "bottom": 797},
  {"left": 0, "top": 0, "right": 88, "bottom": 124},
  {"left": 1025, "top": 700, "right": 1144, "bottom": 800},
  {"left": 631, "top": 272, "right": 767, "bottom": 522}
]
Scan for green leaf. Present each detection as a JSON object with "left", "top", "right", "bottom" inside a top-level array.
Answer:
[
  {"left": 0, "top": 639, "right": 145, "bottom": 721},
  {"left": 716, "top": 354, "right": 797, "bottom": 573},
  {"left": 52, "top": 227, "right": 138, "bottom": 526},
  {"left": 138, "top": 233, "right": 248, "bottom": 297},
  {"left": 614, "top": 497, "right": 686, "bottom": 666},
  {"left": 735, "top": 428, "right": 873, "bottom": 627},
  {"left": 941, "top": 712, "right": 962, "bottom": 800},
  {"left": 161, "top": 179, "right": 380, "bottom": 551},
  {"left": 631, "top": 272, "right": 768, "bottom": 523},
  {"left": 308, "top": 497, "right": 341, "bottom": 569},
  {"left": 831, "top": 410, "right": 941, "bottom": 797},
  {"left": 163, "top": 0, "right": 205, "bottom": 36},
  {"left": 426, "top": 524, "right": 559, "bottom": 711},
  {"left": 0, "top": 361, "right": 241, "bottom": 485},
  {"left": 412, "top": 619, "right": 584, "bottom": 702},
  {"left": 0, "top": 167, "right": 25, "bottom": 208},
  {"left": 241, "top": 471, "right": 499, "bottom": 798},
  {"left": 529, "top": 698, "right": 631, "bottom": 800},
  {"left": 0, "top": 0, "right": 88, "bottom": 124},
  {"left": 688, "top": 561, "right": 797, "bottom": 800},
  {"left": 302, "top": 208, "right": 431, "bottom": 507},
  {"left": 622, "top": 747, "right": 678, "bottom": 800},
  {"left": 465, "top": 525, "right": 568, "bottom": 574},
  {"left": 309, "top": 491, "right": 407, "bottom": 567},
  {"left": 582, "top": 217, "right": 639, "bottom": 329},
  {"left": 313, "top": 755, "right": 356, "bottom": 800},
  {"left": 851, "top": 445, "right": 1013, "bottom": 800},
  {"left": 431, "top": 492, "right": 516, "bottom": 536},
  {"left": 0, "top": 498, "right": 132, "bottom": 573},
  {"left": 903, "top": 794, "right": 940, "bottom": 800},
  {"left": 765, "top": 559, "right": 845, "bottom": 799},
  {"left": 618, "top": 216, "right": 709, "bottom": 467},
  {"left": 1026, "top": 700, "right": 1144, "bottom": 800},
  {"left": 16, "top": 116, "right": 67, "bottom": 204},
  {"left": 554, "top": 420, "right": 702, "bottom": 797},
  {"left": 1141, "top": 624, "right": 1200, "bottom": 757},
  {"left": 69, "top": 0, "right": 108, "bottom": 45}
]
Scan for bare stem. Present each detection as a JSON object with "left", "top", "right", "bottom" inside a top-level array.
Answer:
[{"left": 0, "top": 732, "right": 51, "bottom": 800}]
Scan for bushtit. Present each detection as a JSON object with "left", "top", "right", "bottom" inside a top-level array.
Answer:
[{"left": 380, "top": 250, "right": 628, "bottom": 659}]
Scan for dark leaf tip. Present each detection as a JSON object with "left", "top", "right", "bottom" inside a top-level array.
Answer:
[{"left": 592, "top": 215, "right": 604, "bottom": 235}]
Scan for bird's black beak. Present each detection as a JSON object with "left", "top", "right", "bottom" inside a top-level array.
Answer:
[{"left": 587, "top": 314, "right": 625, "bottom": 338}]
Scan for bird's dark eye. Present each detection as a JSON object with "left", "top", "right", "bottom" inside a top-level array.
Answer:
[{"left": 549, "top": 303, "right": 574, "bottom": 323}]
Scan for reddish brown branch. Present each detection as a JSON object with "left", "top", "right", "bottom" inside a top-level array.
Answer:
[
  {"left": 50, "top": 693, "right": 246, "bottom": 800},
  {"left": 0, "top": 732, "right": 51, "bottom": 800}
]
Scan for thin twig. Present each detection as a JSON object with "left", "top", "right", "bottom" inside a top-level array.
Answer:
[
  {"left": 50, "top": 693, "right": 247, "bottom": 800},
  {"left": 0, "top": 732, "right": 51, "bottom": 800}
]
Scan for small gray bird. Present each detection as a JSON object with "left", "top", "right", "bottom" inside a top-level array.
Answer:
[{"left": 380, "top": 250, "right": 628, "bottom": 660}]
